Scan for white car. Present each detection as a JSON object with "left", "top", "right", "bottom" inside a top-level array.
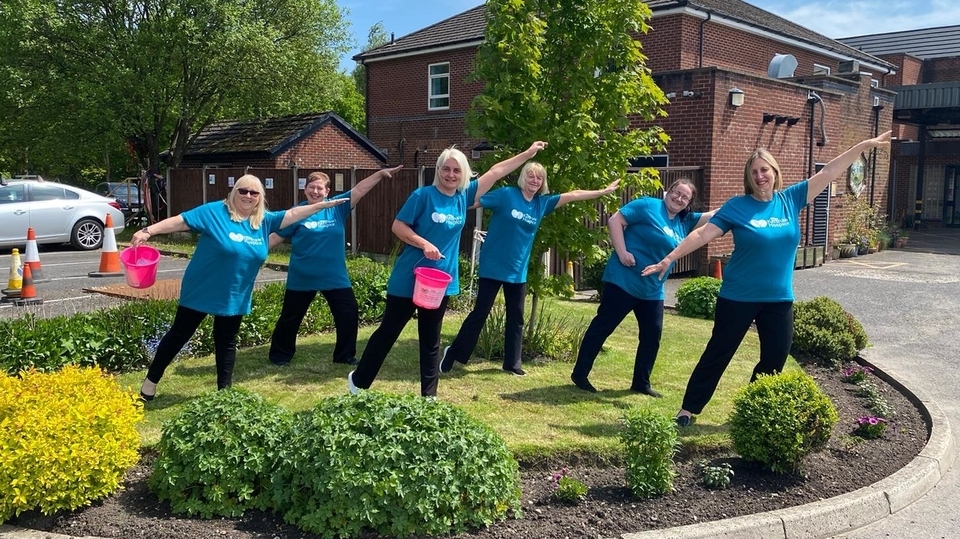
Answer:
[{"left": 0, "top": 178, "right": 125, "bottom": 250}]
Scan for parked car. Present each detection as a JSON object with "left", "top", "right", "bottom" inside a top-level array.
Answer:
[
  {"left": 0, "top": 178, "right": 125, "bottom": 250},
  {"left": 95, "top": 180, "right": 144, "bottom": 222}
]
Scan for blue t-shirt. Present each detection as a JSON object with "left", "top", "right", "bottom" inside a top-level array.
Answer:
[
  {"left": 710, "top": 181, "right": 808, "bottom": 302},
  {"left": 478, "top": 187, "right": 561, "bottom": 283},
  {"left": 602, "top": 197, "right": 703, "bottom": 300},
  {"left": 277, "top": 192, "right": 352, "bottom": 291},
  {"left": 387, "top": 181, "right": 480, "bottom": 297},
  {"left": 179, "top": 201, "right": 285, "bottom": 316}
]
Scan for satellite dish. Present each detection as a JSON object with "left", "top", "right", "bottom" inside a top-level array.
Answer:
[{"left": 767, "top": 54, "right": 798, "bottom": 78}]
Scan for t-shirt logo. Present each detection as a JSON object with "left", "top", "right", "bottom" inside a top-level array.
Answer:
[
  {"left": 304, "top": 220, "right": 335, "bottom": 229},
  {"left": 661, "top": 226, "right": 680, "bottom": 241},
  {"left": 749, "top": 217, "right": 790, "bottom": 228},
  {"left": 228, "top": 231, "right": 263, "bottom": 246},
  {"left": 229, "top": 232, "right": 245, "bottom": 242},
  {"left": 432, "top": 212, "right": 464, "bottom": 226},
  {"left": 510, "top": 208, "right": 537, "bottom": 225},
  {"left": 432, "top": 212, "right": 447, "bottom": 223}
]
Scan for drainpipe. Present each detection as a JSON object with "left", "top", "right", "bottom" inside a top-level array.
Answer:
[
  {"left": 699, "top": 11, "right": 712, "bottom": 68},
  {"left": 869, "top": 102, "right": 882, "bottom": 207}
]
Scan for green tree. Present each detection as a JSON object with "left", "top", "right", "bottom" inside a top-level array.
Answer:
[
  {"left": 352, "top": 22, "right": 391, "bottom": 98},
  {"left": 0, "top": 0, "right": 352, "bottom": 176},
  {"left": 467, "top": 0, "right": 669, "bottom": 331}
]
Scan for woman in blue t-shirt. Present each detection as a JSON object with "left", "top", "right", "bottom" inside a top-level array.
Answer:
[
  {"left": 349, "top": 141, "right": 547, "bottom": 397},
  {"left": 643, "top": 131, "right": 891, "bottom": 427},
  {"left": 132, "top": 175, "right": 348, "bottom": 400},
  {"left": 571, "top": 179, "right": 714, "bottom": 394},
  {"left": 267, "top": 166, "right": 401, "bottom": 367},
  {"left": 439, "top": 161, "right": 619, "bottom": 376}
]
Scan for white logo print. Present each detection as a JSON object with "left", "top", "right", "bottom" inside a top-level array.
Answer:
[
  {"left": 229, "top": 232, "right": 244, "bottom": 242},
  {"left": 432, "top": 212, "right": 447, "bottom": 223},
  {"left": 661, "top": 226, "right": 680, "bottom": 241},
  {"left": 304, "top": 220, "right": 335, "bottom": 230},
  {"left": 749, "top": 219, "right": 768, "bottom": 228},
  {"left": 510, "top": 207, "right": 537, "bottom": 224},
  {"left": 304, "top": 222, "right": 318, "bottom": 229},
  {"left": 511, "top": 209, "right": 523, "bottom": 219}
]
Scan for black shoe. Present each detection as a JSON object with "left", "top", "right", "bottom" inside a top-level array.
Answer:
[
  {"left": 139, "top": 390, "right": 155, "bottom": 402},
  {"left": 439, "top": 346, "right": 454, "bottom": 373},
  {"left": 675, "top": 414, "right": 693, "bottom": 427},
  {"left": 333, "top": 357, "right": 358, "bottom": 366},
  {"left": 571, "top": 375, "right": 597, "bottom": 393},
  {"left": 503, "top": 366, "right": 526, "bottom": 376},
  {"left": 631, "top": 385, "right": 663, "bottom": 398},
  {"left": 270, "top": 359, "right": 291, "bottom": 367}
]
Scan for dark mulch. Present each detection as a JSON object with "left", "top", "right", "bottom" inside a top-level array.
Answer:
[{"left": 12, "top": 362, "right": 927, "bottom": 539}]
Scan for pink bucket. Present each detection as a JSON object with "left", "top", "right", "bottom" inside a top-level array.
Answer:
[
  {"left": 119, "top": 246, "right": 161, "bottom": 289},
  {"left": 412, "top": 267, "right": 452, "bottom": 309}
]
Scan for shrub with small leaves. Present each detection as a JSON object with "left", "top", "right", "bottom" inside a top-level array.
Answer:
[
  {"left": 694, "top": 460, "right": 734, "bottom": 490},
  {"left": 792, "top": 296, "right": 869, "bottom": 367},
  {"left": 149, "top": 388, "right": 294, "bottom": 518},
  {"left": 0, "top": 366, "right": 142, "bottom": 521},
  {"left": 550, "top": 468, "right": 588, "bottom": 504},
  {"left": 271, "top": 391, "right": 521, "bottom": 539},
  {"left": 729, "top": 370, "right": 838, "bottom": 474},
  {"left": 620, "top": 407, "right": 679, "bottom": 498},
  {"left": 675, "top": 276, "right": 722, "bottom": 320}
]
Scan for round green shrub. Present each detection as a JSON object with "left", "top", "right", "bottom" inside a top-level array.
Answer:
[
  {"left": 675, "top": 276, "right": 722, "bottom": 320},
  {"left": 620, "top": 407, "right": 679, "bottom": 498},
  {"left": 729, "top": 370, "right": 838, "bottom": 474},
  {"left": 272, "top": 391, "right": 521, "bottom": 538},
  {"left": 149, "top": 388, "right": 293, "bottom": 518},
  {"left": 792, "top": 296, "right": 869, "bottom": 367}
]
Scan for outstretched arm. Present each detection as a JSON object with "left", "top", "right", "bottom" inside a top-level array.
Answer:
[
  {"left": 280, "top": 197, "right": 349, "bottom": 228},
  {"left": 351, "top": 165, "right": 403, "bottom": 208},
  {"left": 131, "top": 215, "right": 189, "bottom": 246},
  {"left": 807, "top": 131, "right": 891, "bottom": 204},
  {"left": 473, "top": 141, "right": 548, "bottom": 205},
  {"left": 556, "top": 179, "right": 620, "bottom": 208},
  {"left": 641, "top": 223, "right": 724, "bottom": 279},
  {"left": 268, "top": 233, "right": 284, "bottom": 249}
]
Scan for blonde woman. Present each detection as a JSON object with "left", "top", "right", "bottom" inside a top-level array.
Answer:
[{"left": 132, "top": 175, "right": 347, "bottom": 399}]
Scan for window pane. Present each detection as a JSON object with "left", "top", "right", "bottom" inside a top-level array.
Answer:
[
  {"left": 429, "top": 64, "right": 449, "bottom": 76},
  {"left": 431, "top": 77, "right": 448, "bottom": 95},
  {"left": 0, "top": 185, "right": 25, "bottom": 204},
  {"left": 30, "top": 184, "right": 67, "bottom": 201},
  {"left": 430, "top": 97, "right": 450, "bottom": 108}
]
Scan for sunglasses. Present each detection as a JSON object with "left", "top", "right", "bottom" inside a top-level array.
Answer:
[{"left": 237, "top": 188, "right": 261, "bottom": 197}]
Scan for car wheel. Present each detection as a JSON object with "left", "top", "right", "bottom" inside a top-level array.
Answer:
[{"left": 71, "top": 218, "right": 104, "bottom": 250}]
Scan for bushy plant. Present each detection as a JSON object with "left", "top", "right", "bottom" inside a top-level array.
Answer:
[
  {"left": 853, "top": 416, "right": 887, "bottom": 439},
  {"left": 522, "top": 301, "right": 587, "bottom": 362},
  {"left": 550, "top": 468, "right": 588, "bottom": 504},
  {"left": 841, "top": 364, "right": 873, "bottom": 383},
  {"left": 272, "top": 391, "right": 521, "bottom": 538},
  {"left": 620, "top": 407, "right": 679, "bottom": 498},
  {"left": 348, "top": 255, "right": 391, "bottom": 322},
  {"left": 675, "top": 276, "right": 721, "bottom": 320},
  {"left": 149, "top": 388, "right": 294, "bottom": 518},
  {"left": 0, "top": 366, "right": 142, "bottom": 521},
  {"left": 729, "top": 371, "right": 838, "bottom": 474},
  {"left": 791, "top": 296, "right": 869, "bottom": 367},
  {"left": 580, "top": 245, "right": 612, "bottom": 298},
  {"left": 694, "top": 460, "right": 734, "bottom": 490}
]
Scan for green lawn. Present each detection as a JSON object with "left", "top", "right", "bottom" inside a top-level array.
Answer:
[{"left": 118, "top": 296, "right": 799, "bottom": 462}]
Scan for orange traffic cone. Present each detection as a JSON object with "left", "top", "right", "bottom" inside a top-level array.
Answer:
[
  {"left": 88, "top": 214, "right": 124, "bottom": 277},
  {"left": 711, "top": 258, "right": 723, "bottom": 280},
  {"left": 2, "top": 248, "right": 23, "bottom": 301},
  {"left": 23, "top": 227, "right": 47, "bottom": 282},
  {"left": 14, "top": 263, "right": 43, "bottom": 306}
]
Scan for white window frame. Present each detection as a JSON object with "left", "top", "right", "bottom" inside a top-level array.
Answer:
[
  {"left": 813, "top": 63, "right": 831, "bottom": 75},
  {"left": 428, "top": 62, "right": 450, "bottom": 110}
]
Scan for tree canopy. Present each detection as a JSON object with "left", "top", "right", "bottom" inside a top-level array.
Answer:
[
  {"left": 467, "top": 0, "right": 669, "bottom": 298},
  {"left": 0, "top": 0, "right": 358, "bottom": 179}
]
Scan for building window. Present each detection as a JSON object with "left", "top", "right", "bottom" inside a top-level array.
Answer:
[
  {"left": 813, "top": 63, "right": 831, "bottom": 75},
  {"left": 428, "top": 63, "right": 450, "bottom": 110}
]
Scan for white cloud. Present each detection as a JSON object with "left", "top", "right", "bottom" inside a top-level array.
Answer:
[{"left": 750, "top": 0, "right": 960, "bottom": 37}]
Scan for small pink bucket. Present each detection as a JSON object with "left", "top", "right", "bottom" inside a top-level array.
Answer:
[
  {"left": 412, "top": 267, "right": 452, "bottom": 309},
  {"left": 120, "top": 246, "right": 161, "bottom": 289}
]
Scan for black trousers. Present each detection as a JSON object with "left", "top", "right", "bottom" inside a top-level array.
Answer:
[
  {"left": 681, "top": 297, "right": 794, "bottom": 414},
  {"left": 446, "top": 277, "right": 526, "bottom": 370},
  {"left": 352, "top": 294, "right": 449, "bottom": 397},
  {"left": 146, "top": 305, "right": 243, "bottom": 390},
  {"left": 572, "top": 282, "right": 664, "bottom": 389},
  {"left": 268, "top": 287, "right": 359, "bottom": 364}
]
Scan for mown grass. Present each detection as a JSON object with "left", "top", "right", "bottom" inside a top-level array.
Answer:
[{"left": 117, "top": 294, "right": 799, "bottom": 463}]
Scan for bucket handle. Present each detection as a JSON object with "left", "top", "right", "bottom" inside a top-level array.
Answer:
[{"left": 414, "top": 254, "right": 446, "bottom": 268}]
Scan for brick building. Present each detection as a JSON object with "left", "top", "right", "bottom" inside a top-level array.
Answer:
[{"left": 355, "top": 0, "right": 900, "bottom": 269}]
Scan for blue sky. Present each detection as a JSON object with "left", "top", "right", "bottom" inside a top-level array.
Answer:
[{"left": 338, "top": 0, "right": 960, "bottom": 72}]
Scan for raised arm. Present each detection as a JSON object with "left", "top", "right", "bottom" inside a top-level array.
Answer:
[
  {"left": 641, "top": 223, "right": 725, "bottom": 279},
  {"left": 131, "top": 215, "right": 189, "bottom": 246},
  {"left": 607, "top": 211, "right": 635, "bottom": 267},
  {"left": 392, "top": 219, "right": 442, "bottom": 260},
  {"left": 694, "top": 210, "right": 718, "bottom": 229},
  {"left": 473, "top": 141, "right": 548, "bottom": 205},
  {"left": 351, "top": 165, "right": 402, "bottom": 208},
  {"left": 556, "top": 179, "right": 620, "bottom": 208},
  {"left": 268, "top": 233, "right": 284, "bottom": 249},
  {"left": 280, "top": 197, "right": 349, "bottom": 228},
  {"left": 807, "top": 131, "right": 891, "bottom": 204}
]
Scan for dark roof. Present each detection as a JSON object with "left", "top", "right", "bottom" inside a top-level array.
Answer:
[
  {"left": 838, "top": 25, "right": 960, "bottom": 60},
  {"left": 354, "top": 0, "right": 893, "bottom": 70},
  {"left": 184, "top": 111, "right": 386, "bottom": 161}
]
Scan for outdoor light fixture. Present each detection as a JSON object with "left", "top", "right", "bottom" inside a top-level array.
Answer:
[
  {"left": 763, "top": 113, "right": 776, "bottom": 123},
  {"left": 729, "top": 87, "right": 745, "bottom": 107},
  {"left": 786, "top": 117, "right": 801, "bottom": 126}
]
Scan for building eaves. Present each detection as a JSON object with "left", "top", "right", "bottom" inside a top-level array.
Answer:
[
  {"left": 354, "top": 5, "right": 486, "bottom": 62},
  {"left": 838, "top": 25, "right": 960, "bottom": 60}
]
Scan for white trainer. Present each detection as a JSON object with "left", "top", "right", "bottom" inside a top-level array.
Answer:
[{"left": 347, "top": 371, "right": 359, "bottom": 395}]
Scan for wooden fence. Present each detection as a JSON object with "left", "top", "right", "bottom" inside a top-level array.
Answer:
[{"left": 167, "top": 166, "right": 705, "bottom": 287}]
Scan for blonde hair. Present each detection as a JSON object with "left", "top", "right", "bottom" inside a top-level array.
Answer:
[
  {"left": 518, "top": 161, "right": 549, "bottom": 194},
  {"left": 743, "top": 149, "right": 783, "bottom": 194},
  {"left": 225, "top": 174, "right": 267, "bottom": 229},
  {"left": 433, "top": 147, "right": 475, "bottom": 192}
]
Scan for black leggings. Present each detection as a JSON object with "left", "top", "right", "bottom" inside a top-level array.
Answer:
[
  {"left": 269, "top": 287, "right": 359, "bottom": 364},
  {"left": 146, "top": 305, "right": 243, "bottom": 390},
  {"left": 681, "top": 297, "right": 793, "bottom": 414},
  {"left": 445, "top": 278, "right": 526, "bottom": 370}
]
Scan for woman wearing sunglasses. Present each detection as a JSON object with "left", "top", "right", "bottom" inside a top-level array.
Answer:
[
  {"left": 571, "top": 178, "right": 715, "bottom": 395},
  {"left": 131, "top": 175, "right": 348, "bottom": 400}
]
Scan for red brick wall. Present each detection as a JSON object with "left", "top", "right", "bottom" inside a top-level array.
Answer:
[
  {"left": 924, "top": 56, "right": 960, "bottom": 83},
  {"left": 274, "top": 125, "right": 385, "bottom": 168}
]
